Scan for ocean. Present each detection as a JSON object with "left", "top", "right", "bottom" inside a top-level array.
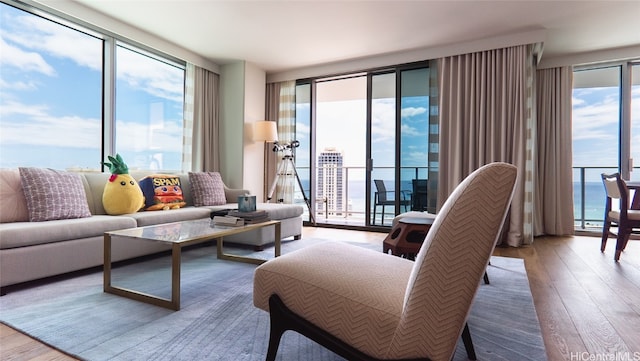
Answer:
[{"left": 290, "top": 179, "right": 610, "bottom": 226}]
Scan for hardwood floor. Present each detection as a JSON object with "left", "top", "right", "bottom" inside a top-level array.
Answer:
[{"left": 1, "top": 228, "right": 639, "bottom": 361}]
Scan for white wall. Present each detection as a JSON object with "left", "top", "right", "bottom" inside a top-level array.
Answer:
[
  {"left": 219, "top": 62, "right": 246, "bottom": 189},
  {"left": 219, "top": 61, "right": 266, "bottom": 195},
  {"left": 538, "top": 44, "right": 640, "bottom": 69},
  {"left": 242, "top": 63, "right": 267, "bottom": 201},
  {"left": 267, "top": 29, "right": 546, "bottom": 83}
]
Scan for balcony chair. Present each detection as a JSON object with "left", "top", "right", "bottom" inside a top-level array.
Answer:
[
  {"left": 253, "top": 162, "right": 518, "bottom": 361},
  {"left": 411, "top": 179, "right": 428, "bottom": 211},
  {"left": 373, "top": 179, "right": 411, "bottom": 226},
  {"left": 600, "top": 172, "right": 640, "bottom": 261}
]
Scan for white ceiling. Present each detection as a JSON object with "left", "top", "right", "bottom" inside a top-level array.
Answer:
[{"left": 66, "top": 0, "right": 640, "bottom": 74}]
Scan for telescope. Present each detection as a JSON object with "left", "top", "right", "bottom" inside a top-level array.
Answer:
[{"left": 272, "top": 140, "right": 300, "bottom": 152}]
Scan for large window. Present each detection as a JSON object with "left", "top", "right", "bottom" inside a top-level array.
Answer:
[
  {"left": 572, "top": 61, "right": 640, "bottom": 229},
  {"left": 0, "top": 2, "right": 185, "bottom": 171},
  {"left": 0, "top": 3, "right": 102, "bottom": 169},
  {"left": 115, "top": 44, "right": 185, "bottom": 171},
  {"left": 294, "top": 63, "right": 433, "bottom": 227}
]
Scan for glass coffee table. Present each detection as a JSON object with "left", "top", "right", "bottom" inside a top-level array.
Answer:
[{"left": 104, "top": 218, "right": 281, "bottom": 310}]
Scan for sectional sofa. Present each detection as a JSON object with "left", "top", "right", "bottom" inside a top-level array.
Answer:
[{"left": 0, "top": 168, "right": 304, "bottom": 291}]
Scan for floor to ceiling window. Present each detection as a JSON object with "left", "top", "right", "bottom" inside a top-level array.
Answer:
[
  {"left": 0, "top": 2, "right": 186, "bottom": 172},
  {"left": 294, "top": 63, "right": 433, "bottom": 227},
  {"left": 0, "top": 2, "right": 102, "bottom": 169},
  {"left": 573, "top": 61, "right": 640, "bottom": 230},
  {"left": 114, "top": 44, "right": 185, "bottom": 171}
]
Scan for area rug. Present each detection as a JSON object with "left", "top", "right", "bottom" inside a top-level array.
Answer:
[{"left": 0, "top": 238, "right": 547, "bottom": 361}]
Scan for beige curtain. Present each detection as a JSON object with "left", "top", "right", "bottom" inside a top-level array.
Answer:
[
  {"left": 265, "top": 83, "right": 281, "bottom": 199},
  {"left": 264, "top": 80, "right": 296, "bottom": 202},
  {"left": 534, "top": 67, "right": 575, "bottom": 236},
  {"left": 184, "top": 63, "right": 219, "bottom": 172},
  {"left": 438, "top": 44, "right": 535, "bottom": 246}
]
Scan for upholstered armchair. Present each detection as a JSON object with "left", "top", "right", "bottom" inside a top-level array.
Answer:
[{"left": 253, "top": 162, "right": 517, "bottom": 361}]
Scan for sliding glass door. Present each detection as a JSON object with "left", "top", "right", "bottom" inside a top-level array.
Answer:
[
  {"left": 572, "top": 60, "right": 640, "bottom": 229},
  {"left": 294, "top": 63, "right": 433, "bottom": 227}
]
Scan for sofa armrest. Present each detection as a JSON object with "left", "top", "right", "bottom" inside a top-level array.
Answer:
[{"left": 224, "top": 186, "right": 250, "bottom": 203}]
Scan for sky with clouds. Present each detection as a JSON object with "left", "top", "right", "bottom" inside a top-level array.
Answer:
[
  {"left": 1, "top": 2, "right": 637, "bottom": 181},
  {"left": 0, "top": 3, "right": 184, "bottom": 170}
]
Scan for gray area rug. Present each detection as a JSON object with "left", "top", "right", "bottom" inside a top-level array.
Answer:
[{"left": 0, "top": 237, "right": 546, "bottom": 361}]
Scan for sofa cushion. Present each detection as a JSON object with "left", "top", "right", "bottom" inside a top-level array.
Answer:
[
  {"left": 0, "top": 169, "right": 29, "bottom": 223},
  {"left": 138, "top": 174, "right": 187, "bottom": 211},
  {"left": 0, "top": 215, "right": 137, "bottom": 249},
  {"left": 125, "top": 206, "right": 212, "bottom": 227},
  {"left": 189, "top": 172, "right": 226, "bottom": 206},
  {"left": 19, "top": 167, "right": 92, "bottom": 222},
  {"left": 256, "top": 203, "right": 304, "bottom": 220}
]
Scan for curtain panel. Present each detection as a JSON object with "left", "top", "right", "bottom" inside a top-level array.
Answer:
[
  {"left": 437, "top": 44, "right": 535, "bottom": 247},
  {"left": 534, "top": 67, "right": 575, "bottom": 236},
  {"left": 184, "top": 63, "right": 220, "bottom": 173},
  {"left": 265, "top": 80, "right": 296, "bottom": 203},
  {"left": 265, "top": 83, "right": 281, "bottom": 199}
]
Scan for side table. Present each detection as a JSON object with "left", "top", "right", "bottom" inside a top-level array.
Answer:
[{"left": 382, "top": 217, "right": 433, "bottom": 260}]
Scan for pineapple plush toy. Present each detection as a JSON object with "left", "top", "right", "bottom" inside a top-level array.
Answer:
[{"left": 102, "top": 154, "right": 145, "bottom": 215}]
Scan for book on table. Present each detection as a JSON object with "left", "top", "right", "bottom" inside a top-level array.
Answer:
[
  {"left": 227, "top": 210, "right": 269, "bottom": 224},
  {"left": 212, "top": 215, "right": 244, "bottom": 227}
]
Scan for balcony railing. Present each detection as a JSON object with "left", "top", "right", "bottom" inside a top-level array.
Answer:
[
  {"left": 290, "top": 166, "right": 429, "bottom": 226},
  {"left": 290, "top": 165, "right": 638, "bottom": 230}
]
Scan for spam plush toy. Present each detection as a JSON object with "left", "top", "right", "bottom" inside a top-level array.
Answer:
[
  {"left": 138, "top": 174, "right": 186, "bottom": 211},
  {"left": 102, "top": 154, "right": 145, "bottom": 215}
]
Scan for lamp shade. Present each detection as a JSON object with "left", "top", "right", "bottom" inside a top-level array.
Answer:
[{"left": 253, "top": 121, "right": 278, "bottom": 142}]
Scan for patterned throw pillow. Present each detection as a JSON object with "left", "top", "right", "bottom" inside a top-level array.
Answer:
[
  {"left": 18, "top": 167, "right": 92, "bottom": 222},
  {"left": 138, "top": 174, "right": 186, "bottom": 211},
  {"left": 0, "top": 169, "right": 29, "bottom": 223},
  {"left": 188, "top": 172, "right": 226, "bottom": 206}
]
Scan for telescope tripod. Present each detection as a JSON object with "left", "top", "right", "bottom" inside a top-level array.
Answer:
[{"left": 267, "top": 154, "right": 316, "bottom": 224}]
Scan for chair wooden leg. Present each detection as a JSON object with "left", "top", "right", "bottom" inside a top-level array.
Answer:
[
  {"left": 265, "top": 296, "right": 287, "bottom": 361},
  {"left": 373, "top": 206, "right": 378, "bottom": 225},
  {"left": 381, "top": 205, "right": 386, "bottom": 225},
  {"left": 601, "top": 222, "right": 610, "bottom": 252},
  {"left": 483, "top": 271, "right": 490, "bottom": 285},
  {"left": 614, "top": 229, "right": 630, "bottom": 262},
  {"left": 461, "top": 323, "right": 477, "bottom": 360}
]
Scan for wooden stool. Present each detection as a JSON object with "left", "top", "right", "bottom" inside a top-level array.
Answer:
[{"left": 383, "top": 217, "right": 433, "bottom": 260}]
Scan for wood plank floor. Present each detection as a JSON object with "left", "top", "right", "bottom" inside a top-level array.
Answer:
[{"left": 1, "top": 228, "right": 639, "bottom": 361}]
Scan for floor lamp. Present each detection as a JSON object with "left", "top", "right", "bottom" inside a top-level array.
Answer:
[{"left": 253, "top": 120, "right": 279, "bottom": 200}]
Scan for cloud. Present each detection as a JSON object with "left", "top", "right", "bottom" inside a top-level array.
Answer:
[
  {"left": 1, "top": 5, "right": 182, "bottom": 102},
  {"left": 401, "top": 123, "right": 422, "bottom": 136},
  {"left": 572, "top": 89, "right": 619, "bottom": 142},
  {"left": 1, "top": 12, "right": 102, "bottom": 71},
  {"left": 0, "top": 36, "right": 55, "bottom": 75},
  {"left": 0, "top": 100, "right": 101, "bottom": 149},
  {"left": 401, "top": 106, "right": 427, "bottom": 118},
  {"left": 117, "top": 47, "right": 185, "bottom": 103}
]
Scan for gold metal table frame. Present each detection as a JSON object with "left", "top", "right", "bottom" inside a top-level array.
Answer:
[{"left": 104, "top": 219, "right": 281, "bottom": 310}]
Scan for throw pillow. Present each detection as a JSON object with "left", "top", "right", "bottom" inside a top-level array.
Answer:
[
  {"left": 138, "top": 174, "right": 187, "bottom": 211},
  {"left": 0, "top": 169, "right": 29, "bottom": 223},
  {"left": 18, "top": 167, "right": 92, "bottom": 222},
  {"left": 188, "top": 171, "right": 226, "bottom": 206}
]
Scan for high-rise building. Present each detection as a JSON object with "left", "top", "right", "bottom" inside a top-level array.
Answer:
[{"left": 317, "top": 148, "right": 343, "bottom": 216}]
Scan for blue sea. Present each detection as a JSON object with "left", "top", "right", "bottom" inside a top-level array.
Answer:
[{"left": 292, "top": 179, "right": 609, "bottom": 224}]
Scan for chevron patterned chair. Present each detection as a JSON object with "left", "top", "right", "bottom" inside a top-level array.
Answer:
[{"left": 253, "top": 162, "right": 518, "bottom": 361}]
